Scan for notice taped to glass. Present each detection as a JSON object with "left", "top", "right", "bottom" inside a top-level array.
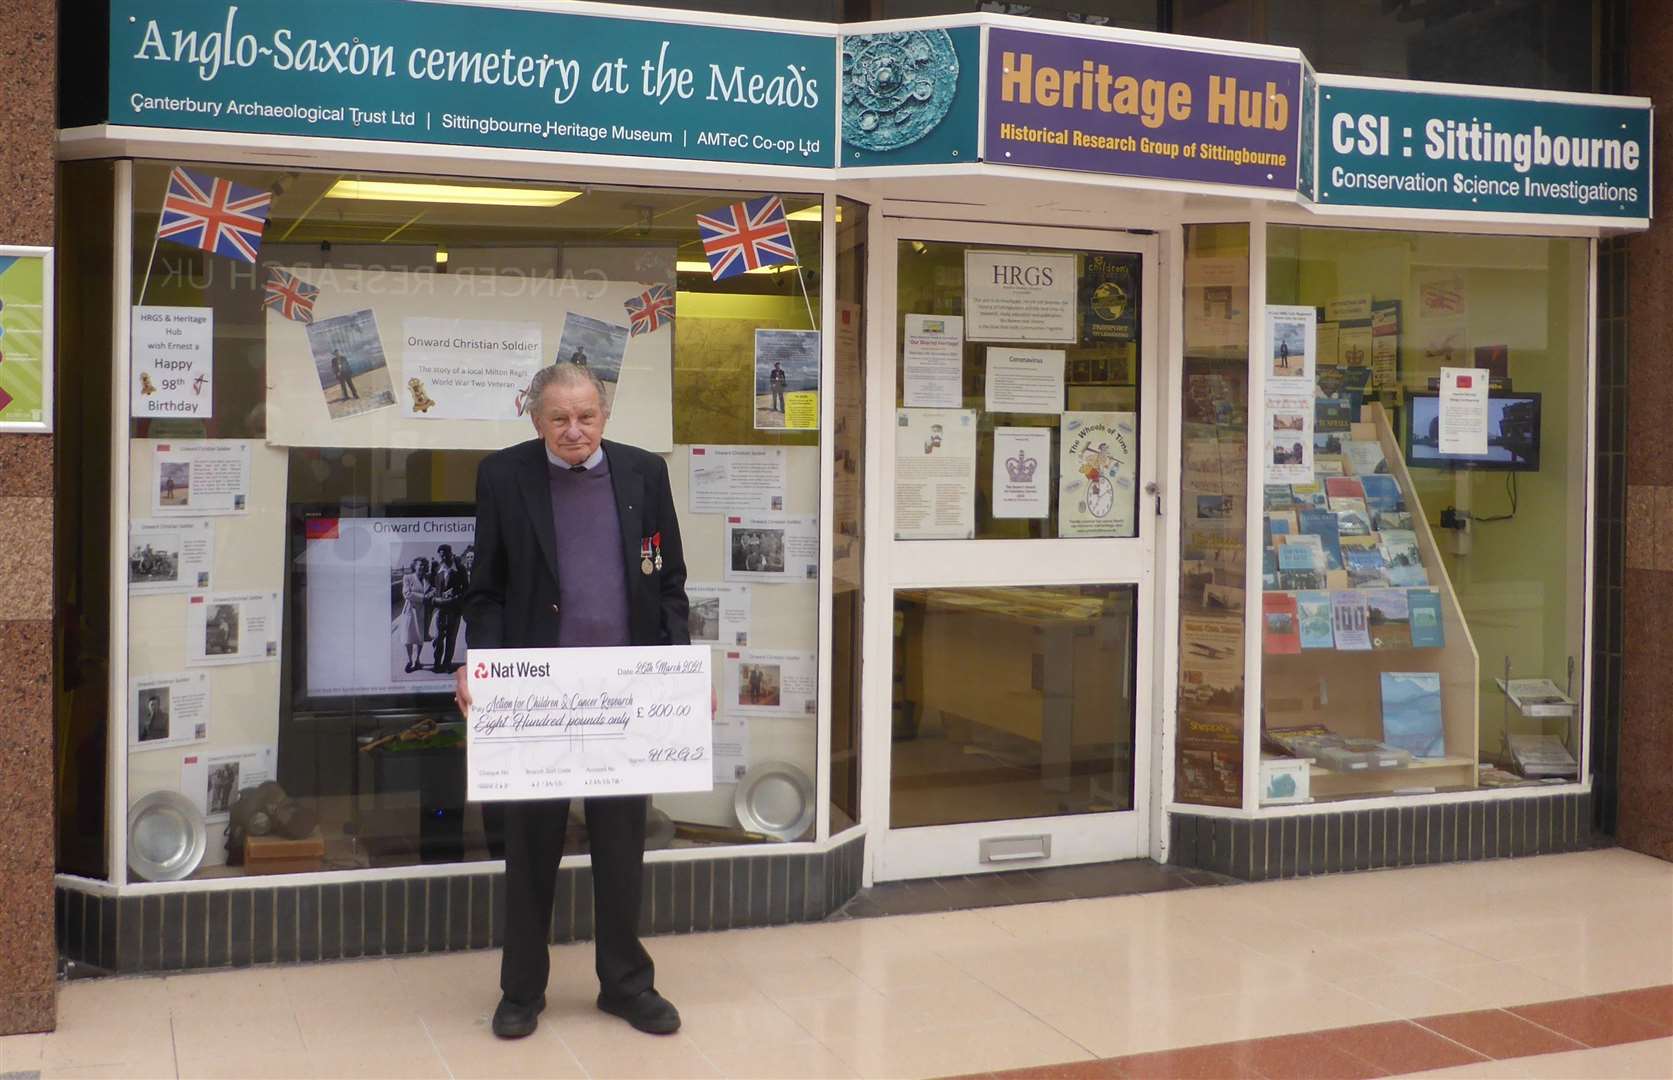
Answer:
[{"left": 466, "top": 645, "right": 714, "bottom": 801}]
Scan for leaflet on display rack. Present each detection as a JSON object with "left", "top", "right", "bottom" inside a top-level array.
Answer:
[
  {"left": 465, "top": 645, "right": 713, "bottom": 802},
  {"left": 186, "top": 590, "right": 281, "bottom": 667},
  {"left": 688, "top": 445, "right": 787, "bottom": 515},
  {"left": 1263, "top": 305, "right": 1316, "bottom": 484},
  {"left": 127, "top": 518, "right": 214, "bottom": 595},
  {"left": 725, "top": 648, "right": 817, "bottom": 719},
  {"left": 723, "top": 513, "right": 818, "bottom": 584},
  {"left": 131, "top": 306, "right": 214, "bottom": 419},
  {"left": 151, "top": 440, "right": 252, "bottom": 515}
]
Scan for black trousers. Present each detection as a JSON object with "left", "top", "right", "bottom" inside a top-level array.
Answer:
[
  {"left": 496, "top": 795, "right": 654, "bottom": 1006},
  {"left": 432, "top": 607, "right": 460, "bottom": 669}
]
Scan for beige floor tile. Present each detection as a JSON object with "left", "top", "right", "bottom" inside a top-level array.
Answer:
[
  {"left": 1332, "top": 971, "right": 1485, "bottom": 1018},
  {"left": 1507, "top": 1037, "right": 1673, "bottom": 1080},
  {"left": 37, "top": 1060, "right": 180, "bottom": 1080},
  {"left": 35, "top": 1021, "right": 178, "bottom": 1070},
  {"left": 746, "top": 955, "right": 874, "bottom": 1001},
  {"left": 1342, "top": 932, "right": 1498, "bottom": 974},
  {"left": 702, "top": 1038, "right": 859, "bottom": 1079},
  {"left": 832, "top": 947, "right": 970, "bottom": 993},
  {"left": 676, "top": 991, "right": 815, "bottom": 1053},
  {"left": 169, "top": 1011, "right": 307, "bottom": 1059},
  {"left": 773, "top": 989, "right": 914, "bottom": 1045},
  {"left": 1424, "top": 960, "right": 1581, "bottom": 1007},
  {"left": 175, "top": 1049, "right": 317, "bottom": 1079},
  {"left": 0, "top": 1031, "right": 46, "bottom": 1071},
  {"left": 562, "top": 1032, "right": 722, "bottom": 1079},
  {"left": 304, "top": 1047, "right": 451, "bottom": 1079},
  {"left": 967, "top": 1011, "right": 1096, "bottom": 1073},
  {"left": 291, "top": 1001, "right": 430, "bottom": 1055},
  {"left": 820, "top": 1023, "right": 996, "bottom": 1080},
  {"left": 1033, "top": 994, "right": 1252, "bottom": 1059},
  {"left": 430, "top": 1027, "right": 588, "bottom": 1080}
]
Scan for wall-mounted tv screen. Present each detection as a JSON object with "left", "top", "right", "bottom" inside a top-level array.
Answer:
[
  {"left": 294, "top": 506, "right": 476, "bottom": 702},
  {"left": 1404, "top": 391, "right": 1541, "bottom": 471}
]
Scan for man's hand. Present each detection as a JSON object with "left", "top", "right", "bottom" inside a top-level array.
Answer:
[{"left": 455, "top": 666, "right": 472, "bottom": 715}]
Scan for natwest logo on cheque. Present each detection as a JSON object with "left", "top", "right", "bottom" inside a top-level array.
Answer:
[{"left": 474, "top": 659, "right": 553, "bottom": 679}]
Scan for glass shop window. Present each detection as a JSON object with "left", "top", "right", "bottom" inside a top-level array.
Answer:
[
  {"left": 1257, "top": 226, "right": 1589, "bottom": 805},
  {"left": 122, "top": 162, "right": 839, "bottom": 880}
]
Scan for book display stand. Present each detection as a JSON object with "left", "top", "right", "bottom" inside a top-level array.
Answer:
[{"left": 1263, "top": 404, "right": 1481, "bottom": 799}]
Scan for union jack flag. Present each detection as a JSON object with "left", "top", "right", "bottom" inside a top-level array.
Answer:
[
  {"left": 695, "top": 195, "right": 797, "bottom": 281},
  {"left": 263, "top": 268, "right": 319, "bottom": 324},
  {"left": 158, "top": 167, "right": 272, "bottom": 264},
  {"left": 624, "top": 283, "right": 675, "bottom": 337}
]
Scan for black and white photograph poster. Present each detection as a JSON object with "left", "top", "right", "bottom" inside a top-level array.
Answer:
[
  {"left": 185, "top": 590, "right": 281, "bottom": 667},
  {"left": 753, "top": 329, "right": 820, "bottom": 431},
  {"left": 127, "top": 518, "right": 214, "bottom": 595},
  {"left": 554, "top": 312, "right": 631, "bottom": 412},
  {"left": 302, "top": 516, "right": 476, "bottom": 697},
  {"left": 725, "top": 648, "right": 818, "bottom": 718},
  {"left": 723, "top": 513, "right": 818, "bottom": 584},
  {"left": 149, "top": 439, "right": 252, "bottom": 516},
  {"left": 181, "top": 745, "right": 275, "bottom": 824},
  {"left": 127, "top": 671, "right": 210, "bottom": 752},
  {"left": 305, "top": 309, "right": 397, "bottom": 421},
  {"left": 685, "top": 582, "right": 752, "bottom": 646}
]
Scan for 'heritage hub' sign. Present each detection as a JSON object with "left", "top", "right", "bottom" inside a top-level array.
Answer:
[
  {"left": 1316, "top": 80, "right": 1652, "bottom": 220},
  {"left": 983, "top": 27, "right": 1302, "bottom": 190},
  {"left": 109, "top": 0, "right": 836, "bottom": 167}
]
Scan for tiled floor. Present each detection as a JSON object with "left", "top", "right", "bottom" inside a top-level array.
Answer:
[{"left": 1, "top": 847, "right": 1669, "bottom": 1079}]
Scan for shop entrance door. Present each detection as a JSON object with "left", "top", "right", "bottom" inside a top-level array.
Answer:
[{"left": 864, "top": 218, "right": 1160, "bottom": 882}]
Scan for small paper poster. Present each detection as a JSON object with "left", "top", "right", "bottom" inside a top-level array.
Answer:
[
  {"left": 964, "top": 250, "right": 1077, "bottom": 343},
  {"left": 723, "top": 514, "right": 818, "bottom": 583},
  {"left": 894, "top": 408, "right": 977, "bottom": 539},
  {"left": 1439, "top": 367, "right": 1490, "bottom": 456},
  {"left": 902, "top": 313, "right": 964, "bottom": 407},
  {"left": 992, "top": 427, "right": 1050, "bottom": 519},
  {"left": 128, "top": 518, "right": 214, "bottom": 595},
  {"left": 712, "top": 710, "right": 749, "bottom": 785},
  {"left": 151, "top": 440, "right": 252, "bottom": 516},
  {"left": 131, "top": 306, "right": 213, "bottom": 419},
  {"left": 688, "top": 446, "right": 787, "bottom": 514},
  {"left": 181, "top": 745, "right": 275, "bottom": 823},
  {"left": 725, "top": 649, "right": 817, "bottom": 719},
  {"left": 755, "top": 329, "right": 820, "bottom": 431},
  {"left": 1058, "top": 411, "right": 1136, "bottom": 537},
  {"left": 400, "top": 316, "right": 543, "bottom": 420},
  {"left": 186, "top": 590, "right": 281, "bottom": 667},
  {"left": 686, "top": 582, "right": 752, "bottom": 647},
  {"left": 1264, "top": 306, "right": 1317, "bottom": 484},
  {"left": 128, "top": 671, "right": 210, "bottom": 751},
  {"left": 985, "top": 347, "right": 1066, "bottom": 414}
]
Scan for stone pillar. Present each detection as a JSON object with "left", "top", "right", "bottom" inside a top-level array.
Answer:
[
  {"left": 1622, "top": 8, "right": 1673, "bottom": 862},
  {"left": 0, "top": 0, "right": 59, "bottom": 1037}
]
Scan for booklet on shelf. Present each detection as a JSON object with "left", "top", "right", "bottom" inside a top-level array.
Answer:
[
  {"left": 1296, "top": 591, "right": 1334, "bottom": 649},
  {"left": 1262, "top": 592, "right": 1301, "bottom": 654},
  {"left": 1408, "top": 589, "right": 1445, "bottom": 648},
  {"left": 1507, "top": 733, "right": 1578, "bottom": 777},
  {"left": 1495, "top": 677, "right": 1577, "bottom": 717}
]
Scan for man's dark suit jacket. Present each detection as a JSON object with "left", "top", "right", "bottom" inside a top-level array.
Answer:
[{"left": 463, "top": 438, "right": 690, "bottom": 652}]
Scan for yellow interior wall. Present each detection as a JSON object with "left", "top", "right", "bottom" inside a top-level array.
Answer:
[{"left": 1267, "top": 228, "right": 1587, "bottom": 759}]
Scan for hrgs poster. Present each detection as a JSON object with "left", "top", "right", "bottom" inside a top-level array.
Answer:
[{"left": 265, "top": 267, "right": 673, "bottom": 451}]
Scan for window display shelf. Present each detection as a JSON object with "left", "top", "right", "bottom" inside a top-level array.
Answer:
[{"left": 1264, "top": 404, "right": 1481, "bottom": 799}]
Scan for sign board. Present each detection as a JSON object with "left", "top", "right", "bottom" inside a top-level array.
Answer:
[
  {"left": 0, "top": 247, "right": 51, "bottom": 432},
  {"left": 109, "top": 0, "right": 836, "bottom": 167},
  {"left": 840, "top": 27, "right": 980, "bottom": 166},
  {"left": 466, "top": 645, "right": 713, "bottom": 801},
  {"left": 1315, "top": 79, "right": 1652, "bottom": 220},
  {"left": 983, "top": 26, "right": 1302, "bottom": 190}
]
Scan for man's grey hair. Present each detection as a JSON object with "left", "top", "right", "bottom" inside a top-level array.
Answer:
[{"left": 527, "top": 362, "right": 610, "bottom": 416}]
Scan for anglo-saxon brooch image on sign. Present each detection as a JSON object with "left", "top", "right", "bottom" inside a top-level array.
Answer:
[{"left": 842, "top": 30, "right": 960, "bottom": 152}]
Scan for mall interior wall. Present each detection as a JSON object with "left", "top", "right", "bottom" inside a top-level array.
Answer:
[{"left": 0, "top": 0, "right": 59, "bottom": 1040}]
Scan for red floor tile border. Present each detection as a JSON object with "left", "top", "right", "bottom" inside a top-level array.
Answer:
[{"left": 965, "top": 983, "right": 1673, "bottom": 1080}]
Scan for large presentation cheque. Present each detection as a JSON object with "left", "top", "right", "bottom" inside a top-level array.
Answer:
[{"left": 466, "top": 646, "right": 713, "bottom": 802}]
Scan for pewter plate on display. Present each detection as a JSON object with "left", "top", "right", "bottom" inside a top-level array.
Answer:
[
  {"left": 127, "top": 790, "right": 208, "bottom": 882},
  {"left": 733, "top": 761, "right": 814, "bottom": 841}
]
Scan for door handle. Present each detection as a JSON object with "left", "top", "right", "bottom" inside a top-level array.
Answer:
[{"left": 1145, "top": 481, "right": 1163, "bottom": 517}]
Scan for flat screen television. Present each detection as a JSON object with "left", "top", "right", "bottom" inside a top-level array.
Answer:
[
  {"left": 289, "top": 503, "right": 477, "bottom": 708},
  {"left": 1403, "top": 391, "right": 1541, "bottom": 472}
]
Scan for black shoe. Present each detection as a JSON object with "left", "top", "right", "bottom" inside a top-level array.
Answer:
[
  {"left": 597, "top": 989, "right": 681, "bottom": 1035},
  {"left": 491, "top": 993, "right": 546, "bottom": 1039}
]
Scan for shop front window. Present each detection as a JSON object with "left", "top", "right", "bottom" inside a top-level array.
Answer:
[
  {"left": 123, "top": 163, "right": 834, "bottom": 880},
  {"left": 1173, "top": 224, "right": 1251, "bottom": 808},
  {"left": 1259, "top": 226, "right": 1589, "bottom": 804}
]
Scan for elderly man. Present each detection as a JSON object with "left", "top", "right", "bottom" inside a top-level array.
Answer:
[{"left": 458, "top": 362, "right": 687, "bottom": 1040}]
